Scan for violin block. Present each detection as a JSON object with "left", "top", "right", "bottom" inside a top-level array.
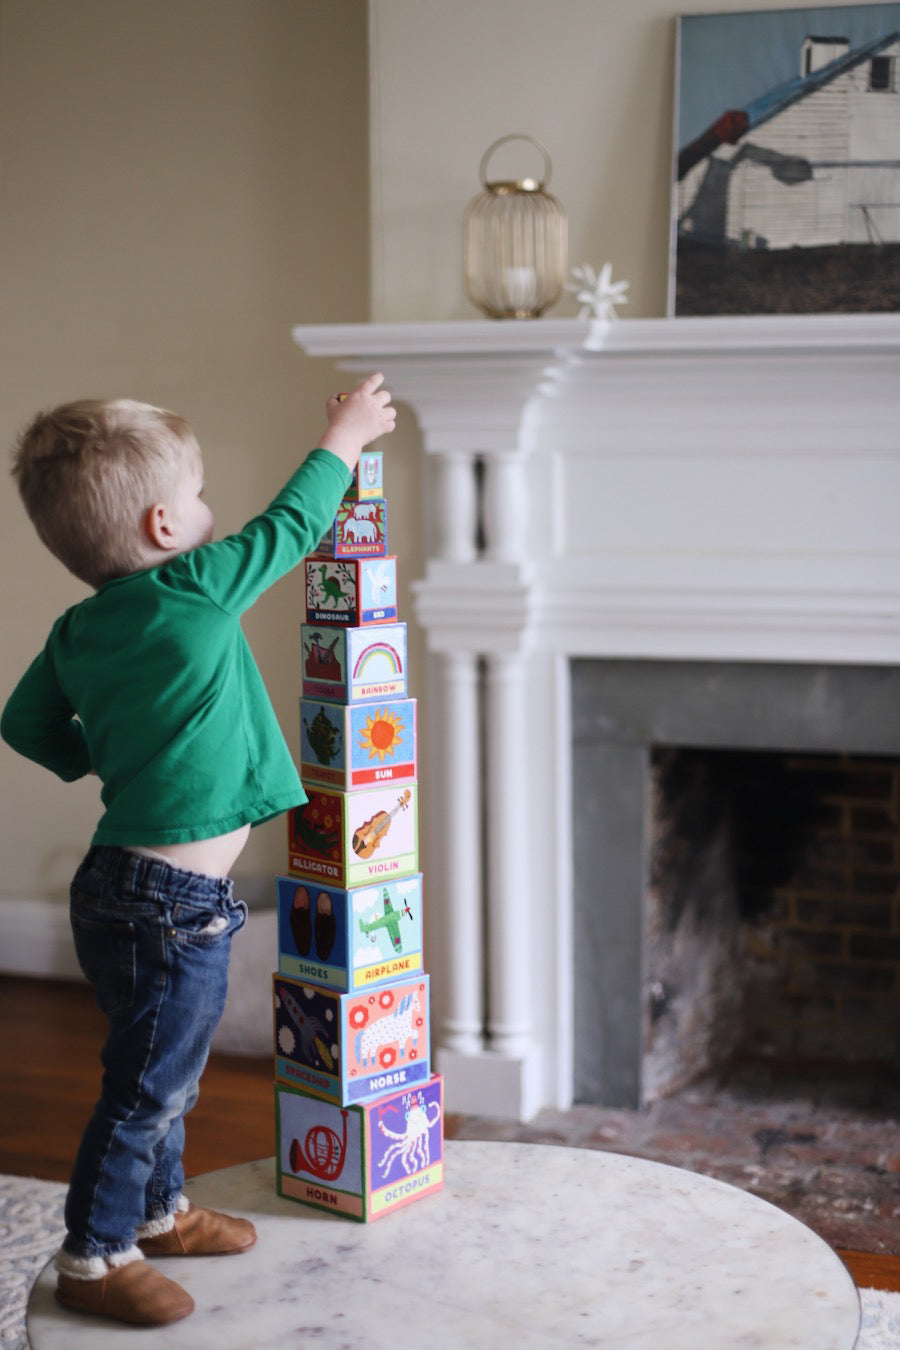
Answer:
[
  {"left": 273, "top": 971, "right": 431, "bottom": 1107},
  {"left": 343, "top": 449, "right": 383, "bottom": 503},
  {"left": 299, "top": 697, "right": 417, "bottom": 791},
  {"left": 300, "top": 622, "right": 408, "bottom": 705},
  {"left": 275, "top": 1073, "right": 444, "bottom": 1221},
  {"left": 304, "top": 556, "right": 398, "bottom": 627},
  {"left": 287, "top": 781, "right": 418, "bottom": 889},
  {"left": 314, "top": 498, "right": 388, "bottom": 559},
  {"left": 276, "top": 872, "right": 424, "bottom": 992}
]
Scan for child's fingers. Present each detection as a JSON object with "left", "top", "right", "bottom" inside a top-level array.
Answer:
[{"left": 358, "top": 372, "right": 385, "bottom": 394}]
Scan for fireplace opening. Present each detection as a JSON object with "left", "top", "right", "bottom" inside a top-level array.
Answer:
[{"left": 645, "top": 748, "right": 900, "bottom": 1102}]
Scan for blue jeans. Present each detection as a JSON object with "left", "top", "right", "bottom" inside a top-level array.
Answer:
[{"left": 62, "top": 846, "right": 247, "bottom": 1260}]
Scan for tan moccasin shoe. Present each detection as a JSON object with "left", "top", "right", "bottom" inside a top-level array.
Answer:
[
  {"left": 56, "top": 1261, "right": 194, "bottom": 1326},
  {"left": 138, "top": 1203, "right": 257, "bottom": 1256}
]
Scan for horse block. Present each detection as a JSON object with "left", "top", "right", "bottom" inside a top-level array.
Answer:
[
  {"left": 273, "top": 971, "right": 431, "bottom": 1106},
  {"left": 275, "top": 872, "right": 424, "bottom": 992},
  {"left": 304, "top": 556, "right": 398, "bottom": 627},
  {"left": 275, "top": 1073, "right": 443, "bottom": 1221},
  {"left": 300, "top": 621, "right": 408, "bottom": 705},
  {"left": 299, "top": 697, "right": 417, "bottom": 790},
  {"left": 315, "top": 498, "right": 388, "bottom": 559},
  {"left": 287, "top": 781, "right": 418, "bottom": 889}
]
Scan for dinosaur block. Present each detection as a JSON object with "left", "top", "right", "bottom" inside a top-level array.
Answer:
[
  {"left": 343, "top": 450, "right": 384, "bottom": 502},
  {"left": 276, "top": 873, "right": 424, "bottom": 992},
  {"left": 300, "top": 622, "right": 408, "bottom": 705},
  {"left": 300, "top": 697, "right": 417, "bottom": 790},
  {"left": 275, "top": 1073, "right": 444, "bottom": 1221},
  {"left": 287, "top": 781, "right": 418, "bottom": 889},
  {"left": 273, "top": 971, "right": 431, "bottom": 1106},
  {"left": 305, "top": 556, "right": 398, "bottom": 627},
  {"left": 315, "top": 499, "right": 388, "bottom": 559}
]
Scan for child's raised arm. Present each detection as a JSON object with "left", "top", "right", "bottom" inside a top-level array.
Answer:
[{"left": 317, "top": 372, "right": 396, "bottom": 472}]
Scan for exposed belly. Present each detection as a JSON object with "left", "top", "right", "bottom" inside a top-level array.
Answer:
[{"left": 126, "top": 822, "right": 251, "bottom": 879}]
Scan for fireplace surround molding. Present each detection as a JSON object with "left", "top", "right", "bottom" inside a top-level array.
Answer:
[{"left": 293, "top": 314, "right": 900, "bottom": 1121}]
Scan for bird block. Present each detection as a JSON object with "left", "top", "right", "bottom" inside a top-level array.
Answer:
[
  {"left": 315, "top": 499, "right": 388, "bottom": 559},
  {"left": 304, "top": 556, "right": 398, "bottom": 627},
  {"left": 300, "top": 622, "right": 408, "bottom": 705},
  {"left": 343, "top": 450, "right": 383, "bottom": 502},
  {"left": 276, "top": 873, "right": 424, "bottom": 992},
  {"left": 287, "top": 781, "right": 418, "bottom": 889},
  {"left": 275, "top": 1073, "right": 444, "bottom": 1221},
  {"left": 300, "top": 697, "right": 417, "bottom": 790},
  {"left": 273, "top": 971, "right": 431, "bottom": 1106}
]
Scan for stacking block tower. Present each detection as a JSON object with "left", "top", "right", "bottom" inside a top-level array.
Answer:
[{"left": 273, "top": 447, "right": 444, "bottom": 1222}]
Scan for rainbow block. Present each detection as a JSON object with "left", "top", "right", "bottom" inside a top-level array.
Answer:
[
  {"left": 273, "top": 971, "right": 430, "bottom": 1105},
  {"left": 315, "top": 499, "right": 387, "bottom": 559},
  {"left": 305, "top": 556, "right": 397, "bottom": 627},
  {"left": 275, "top": 1074, "right": 444, "bottom": 1221},
  {"left": 300, "top": 622, "right": 408, "bottom": 705},
  {"left": 276, "top": 873, "right": 424, "bottom": 992},
  {"left": 300, "top": 697, "right": 417, "bottom": 790},
  {"left": 343, "top": 450, "right": 383, "bottom": 502},
  {"left": 287, "top": 781, "right": 418, "bottom": 889}
]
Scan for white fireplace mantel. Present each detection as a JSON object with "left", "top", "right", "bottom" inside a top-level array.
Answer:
[{"left": 293, "top": 314, "right": 900, "bottom": 1120}]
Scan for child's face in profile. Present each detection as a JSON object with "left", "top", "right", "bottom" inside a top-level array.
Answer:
[{"left": 169, "top": 457, "right": 215, "bottom": 555}]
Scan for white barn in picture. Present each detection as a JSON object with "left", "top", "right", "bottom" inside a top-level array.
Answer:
[{"left": 677, "top": 30, "right": 900, "bottom": 250}]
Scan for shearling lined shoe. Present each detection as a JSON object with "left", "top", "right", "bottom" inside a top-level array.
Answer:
[
  {"left": 138, "top": 1202, "right": 257, "bottom": 1256},
  {"left": 56, "top": 1260, "right": 194, "bottom": 1326}
]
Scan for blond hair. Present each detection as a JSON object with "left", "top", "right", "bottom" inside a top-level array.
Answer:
[{"left": 12, "top": 398, "right": 200, "bottom": 587}]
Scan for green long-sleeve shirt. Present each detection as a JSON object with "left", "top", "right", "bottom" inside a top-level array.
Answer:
[{"left": 1, "top": 448, "right": 351, "bottom": 846}]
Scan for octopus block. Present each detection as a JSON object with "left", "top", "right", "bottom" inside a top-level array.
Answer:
[
  {"left": 299, "top": 697, "right": 417, "bottom": 790},
  {"left": 315, "top": 498, "right": 387, "bottom": 559},
  {"left": 273, "top": 971, "right": 431, "bottom": 1106},
  {"left": 304, "top": 556, "right": 398, "bottom": 628},
  {"left": 287, "top": 781, "right": 418, "bottom": 889},
  {"left": 300, "top": 622, "right": 408, "bottom": 705},
  {"left": 275, "top": 1073, "right": 444, "bottom": 1222},
  {"left": 343, "top": 450, "right": 384, "bottom": 502},
  {"left": 276, "top": 872, "right": 424, "bottom": 992}
]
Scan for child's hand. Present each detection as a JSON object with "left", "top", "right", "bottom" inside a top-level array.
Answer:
[{"left": 318, "top": 373, "right": 396, "bottom": 471}]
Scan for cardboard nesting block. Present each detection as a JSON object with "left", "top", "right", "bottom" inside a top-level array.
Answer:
[
  {"left": 300, "top": 697, "right": 417, "bottom": 790},
  {"left": 304, "top": 556, "right": 397, "bottom": 627},
  {"left": 276, "top": 873, "right": 424, "bottom": 991},
  {"left": 300, "top": 622, "right": 408, "bottom": 705},
  {"left": 287, "top": 781, "right": 418, "bottom": 889},
  {"left": 343, "top": 450, "right": 383, "bottom": 502},
  {"left": 315, "top": 499, "right": 387, "bottom": 559},
  {"left": 275, "top": 1073, "right": 444, "bottom": 1221},
  {"left": 273, "top": 971, "right": 430, "bottom": 1105}
]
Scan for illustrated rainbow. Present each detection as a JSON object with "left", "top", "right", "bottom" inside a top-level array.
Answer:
[{"left": 353, "top": 643, "right": 403, "bottom": 680}]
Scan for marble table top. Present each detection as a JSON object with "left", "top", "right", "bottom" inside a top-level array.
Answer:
[{"left": 28, "top": 1141, "right": 860, "bottom": 1348}]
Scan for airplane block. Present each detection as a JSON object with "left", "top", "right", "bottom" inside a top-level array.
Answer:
[
  {"left": 315, "top": 499, "right": 387, "bottom": 559},
  {"left": 273, "top": 971, "right": 431, "bottom": 1105},
  {"left": 300, "top": 697, "right": 417, "bottom": 790},
  {"left": 275, "top": 1073, "right": 444, "bottom": 1221},
  {"left": 276, "top": 872, "right": 424, "bottom": 991},
  {"left": 343, "top": 450, "right": 383, "bottom": 502},
  {"left": 305, "top": 556, "right": 398, "bottom": 628},
  {"left": 301, "top": 621, "right": 408, "bottom": 705},
  {"left": 287, "top": 781, "right": 418, "bottom": 889}
]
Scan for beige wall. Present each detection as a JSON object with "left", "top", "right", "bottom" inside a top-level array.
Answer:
[{"left": 0, "top": 0, "right": 370, "bottom": 915}]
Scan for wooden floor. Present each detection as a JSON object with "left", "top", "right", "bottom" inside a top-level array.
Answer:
[{"left": 1, "top": 974, "right": 897, "bottom": 1294}]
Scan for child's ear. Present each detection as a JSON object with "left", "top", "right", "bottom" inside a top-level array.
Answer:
[{"left": 143, "top": 503, "right": 178, "bottom": 551}]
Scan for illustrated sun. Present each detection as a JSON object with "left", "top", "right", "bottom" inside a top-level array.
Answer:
[{"left": 359, "top": 707, "right": 403, "bottom": 761}]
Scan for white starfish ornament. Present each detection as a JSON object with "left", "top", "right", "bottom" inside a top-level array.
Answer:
[{"left": 565, "top": 262, "right": 630, "bottom": 321}]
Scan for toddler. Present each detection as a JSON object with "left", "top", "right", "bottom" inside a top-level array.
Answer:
[{"left": 1, "top": 374, "right": 395, "bottom": 1325}]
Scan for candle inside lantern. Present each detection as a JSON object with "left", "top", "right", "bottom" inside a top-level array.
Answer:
[{"left": 502, "top": 266, "right": 538, "bottom": 312}]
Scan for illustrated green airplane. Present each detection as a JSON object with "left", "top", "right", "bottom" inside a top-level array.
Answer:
[{"left": 359, "top": 888, "right": 414, "bottom": 952}]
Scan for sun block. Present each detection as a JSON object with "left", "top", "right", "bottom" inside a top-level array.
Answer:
[
  {"left": 300, "top": 621, "right": 408, "bottom": 705},
  {"left": 274, "top": 971, "right": 430, "bottom": 1106},
  {"left": 314, "top": 498, "right": 387, "bottom": 559},
  {"left": 287, "top": 780, "right": 418, "bottom": 889},
  {"left": 276, "top": 873, "right": 424, "bottom": 992},
  {"left": 275, "top": 1073, "right": 443, "bottom": 1221},
  {"left": 300, "top": 696, "right": 417, "bottom": 790},
  {"left": 304, "top": 556, "right": 398, "bottom": 627}
]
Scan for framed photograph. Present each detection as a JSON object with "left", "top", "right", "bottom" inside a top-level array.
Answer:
[{"left": 669, "top": 3, "right": 900, "bottom": 314}]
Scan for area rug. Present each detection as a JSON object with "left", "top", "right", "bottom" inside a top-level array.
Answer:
[{"left": 1, "top": 1172, "right": 896, "bottom": 1348}]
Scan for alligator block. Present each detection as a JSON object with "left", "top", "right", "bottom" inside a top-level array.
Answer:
[
  {"left": 275, "top": 1073, "right": 443, "bottom": 1221},
  {"left": 273, "top": 971, "right": 430, "bottom": 1105},
  {"left": 343, "top": 450, "right": 383, "bottom": 502},
  {"left": 300, "top": 622, "right": 408, "bottom": 705},
  {"left": 299, "top": 697, "right": 417, "bottom": 790},
  {"left": 304, "top": 556, "right": 397, "bottom": 627},
  {"left": 315, "top": 498, "right": 387, "bottom": 559},
  {"left": 287, "top": 781, "right": 418, "bottom": 889},
  {"left": 276, "top": 872, "right": 424, "bottom": 991}
]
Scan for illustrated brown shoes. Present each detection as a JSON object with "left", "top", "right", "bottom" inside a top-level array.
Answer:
[
  {"left": 56, "top": 1261, "right": 194, "bottom": 1326},
  {"left": 138, "top": 1203, "right": 257, "bottom": 1257}
]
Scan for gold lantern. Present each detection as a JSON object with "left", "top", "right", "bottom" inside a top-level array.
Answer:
[{"left": 464, "top": 134, "right": 568, "bottom": 319}]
